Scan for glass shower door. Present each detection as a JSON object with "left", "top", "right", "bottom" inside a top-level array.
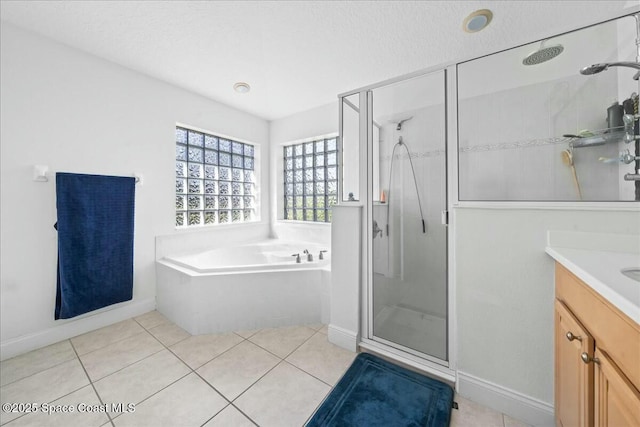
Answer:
[{"left": 369, "top": 70, "right": 448, "bottom": 362}]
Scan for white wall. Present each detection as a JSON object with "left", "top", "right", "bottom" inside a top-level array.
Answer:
[
  {"left": 0, "top": 23, "right": 269, "bottom": 359},
  {"left": 269, "top": 102, "right": 337, "bottom": 244},
  {"left": 454, "top": 207, "right": 640, "bottom": 423}
]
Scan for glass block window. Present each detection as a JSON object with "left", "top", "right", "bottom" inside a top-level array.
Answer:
[
  {"left": 283, "top": 137, "right": 338, "bottom": 222},
  {"left": 176, "top": 126, "right": 256, "bottom": 227}
]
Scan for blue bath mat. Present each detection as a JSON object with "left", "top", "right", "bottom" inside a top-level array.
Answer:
[{"left": 306, "top": 353, "right": 454, "bottom": 427}]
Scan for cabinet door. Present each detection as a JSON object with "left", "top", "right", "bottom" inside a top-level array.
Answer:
[
  {"left": 594, "top": 348, "right": 640, "bottom": 427},
  {"left": 555, "top": 300, "right": 594, "bottom": 427}
]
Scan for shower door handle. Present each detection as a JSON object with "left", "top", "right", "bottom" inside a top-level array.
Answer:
[
  {"left": 441, "top": 211, "right": 449, "bottom": 226},
  {"left": 373, "top": 220, "right": 383, "bottom": 238}
]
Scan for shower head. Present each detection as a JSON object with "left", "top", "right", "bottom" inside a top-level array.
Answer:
[
  {"left": 396, "top": 117, "right": 413, "bottom": 131},
  {"left": 522, "top": 40, "right": 564, "bottom": 66},
  {"left": 580, "top": 62, "right": 640, "bottom": 80},
  {"left": 580, "top": 63, "right": 609, "bottom": 75}
]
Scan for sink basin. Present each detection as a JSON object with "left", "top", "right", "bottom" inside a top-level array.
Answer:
[{"left": 621, "top": 267, "right": 640, "bottom": 282}]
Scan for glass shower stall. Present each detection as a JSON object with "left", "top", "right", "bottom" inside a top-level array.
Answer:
[
  {"left": 339, "top": 70, "right": 449, "bottom": 368},
  {"left": 337, "top": 10, "right": 639, "bottom": 379}
]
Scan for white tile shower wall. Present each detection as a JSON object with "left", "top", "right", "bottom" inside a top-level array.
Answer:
[
  {"left": 458, "top": 74, "right": 620, "bottom": 201},
  {"left": 0, "top": 23, "right": 269, "bottom": 359},
  {"left": 456, "top": 15, "right": 640, "bottom": 202}
]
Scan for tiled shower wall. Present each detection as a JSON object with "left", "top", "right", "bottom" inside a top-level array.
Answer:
[{"left": 458, "top": 73, "right": 622, "bottom": 201}]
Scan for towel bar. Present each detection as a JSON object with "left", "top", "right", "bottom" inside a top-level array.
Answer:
[{"left": 33, "top": 166, "right": 142, "bottom": 184}]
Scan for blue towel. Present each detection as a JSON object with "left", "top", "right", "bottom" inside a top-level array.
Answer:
[{"left": 55, "top": 173, "right": 135, "bottom": 319}]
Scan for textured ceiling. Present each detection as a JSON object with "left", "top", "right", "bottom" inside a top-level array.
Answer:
[{"left": 1, "top": 1, "right": 638, "bottom": 120}]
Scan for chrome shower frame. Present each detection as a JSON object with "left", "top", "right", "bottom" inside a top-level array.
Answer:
[{"left": 339, "top": 66, "right": 456, "bottom": 381}]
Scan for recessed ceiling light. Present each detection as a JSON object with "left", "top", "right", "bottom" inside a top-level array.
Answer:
[
  {"left": 233, "top": 82, "right": 251, "bottom": 93},
  {"left": 463, "top": 9, "right": 493, "bottom": 33}
]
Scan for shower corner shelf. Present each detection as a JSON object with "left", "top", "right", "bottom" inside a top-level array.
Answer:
[{"left": 568, "top": 130, "right": 626, "bottom": 148}]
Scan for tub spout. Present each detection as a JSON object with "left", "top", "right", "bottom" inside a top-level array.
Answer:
[{"left": 303, "top": 249, "right": 313, "bottom": 262}]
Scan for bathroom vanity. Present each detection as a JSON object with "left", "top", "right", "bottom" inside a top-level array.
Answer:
[{"left": 547, "top": 235, "right": 640, "bottom": 427}]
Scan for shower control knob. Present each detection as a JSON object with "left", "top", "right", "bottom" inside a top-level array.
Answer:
[
  {"left": 291, "top": 253, "right": 301, "bottom": 263},
  {"left": 319, "top": 250, "right": 327, "bottom": 260}
]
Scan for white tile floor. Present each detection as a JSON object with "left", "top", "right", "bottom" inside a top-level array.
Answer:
[{"left": 0, "top": 311, "right": 529, "bottom": 427}]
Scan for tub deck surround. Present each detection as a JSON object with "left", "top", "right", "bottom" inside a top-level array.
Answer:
[
  {"left": 163, "top": 240, "right": 330, "bottom": 274},
  {"left": 545, "top": 231, "right": 640, "bottom": 324},
  {"left": 156, "top": 239, "right": 331, "bottom": 335}
]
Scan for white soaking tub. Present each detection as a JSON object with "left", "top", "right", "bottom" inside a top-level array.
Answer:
[{"left": 156, "top": 239, "right": 331, "bottom": 335}]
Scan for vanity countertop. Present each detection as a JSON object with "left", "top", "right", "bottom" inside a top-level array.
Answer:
[{"left": 546, "top": 245, "right": 640, "bottom": 325}]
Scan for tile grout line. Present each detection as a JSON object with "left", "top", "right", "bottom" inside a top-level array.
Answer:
[
  {"left": 168, "top": 337, "right": 263, "bottom": 427},
  {"left": 108, "top": 371, "right": 193, "bottom": 424},
  {"left": 72, "top": 320, "right": 148, "bottom": 357},
  {"left": 0, "top": 341, "right": 109, "bottom": 427},
  {"left": 230, "top": 327, "right": 329, "bottom": 405},
  {"left": 69, "top": 339, "right": 115, "bottom": 427},
  {"left": 88, "top": 345, "right": 166, "bottom": 385},
  {"left": 229, "top": 357, "right": 286, "bottom": 404},
  {"left": 0, "top": 346, "right": 77, "bottom": 388},
  {"left": 75, "top": 328, "right": 150, "bottom": 359},
  {"left": 246, "top": 325, "right": 319, "bottom": 361},
  {"left": 75, "top": 320, "right": 180, "bottom": 424},
  {"left": 3, "top": 316, "right": 330, "bottom": 427},
  {"left": 137, "top": 322, "right": 260, "bottom": 425},
  {"left": 222, "top": 326, "right": 322, "bottom": 424},
  {"left": 179, "top": 325, "right": 334, "bottom": 426},
  {"left": 183, "top": 337, "right": 265, "bottom": 426}
]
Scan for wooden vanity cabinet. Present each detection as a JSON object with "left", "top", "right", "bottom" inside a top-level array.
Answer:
[
  {"left": 594, "top": 348, "right": 640, "bottom": 427},
  {"left": 554, "top": 264, "right": 640, "bottom": 427},
  {"left": 555, "top": 300, "right": 594, "bottom": 427}
]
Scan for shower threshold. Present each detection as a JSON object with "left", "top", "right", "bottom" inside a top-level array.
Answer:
[{"left": 373, "top": 304, "right": 447, "bottom": 361}]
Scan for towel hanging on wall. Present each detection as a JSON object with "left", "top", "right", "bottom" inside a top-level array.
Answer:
[{"left": 54, "top": 173, "right": 135, "bottom": 319}]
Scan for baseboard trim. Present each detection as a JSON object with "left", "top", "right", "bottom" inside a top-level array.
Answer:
[
  {"left": 328, "top": 324, "right": 358, "bottom": 352},
  {"left": 0, "top": 298, "right": 156, "bottom": 361},
  {"left": 457, "top": 371, "right": 555, "bottom": 427}
]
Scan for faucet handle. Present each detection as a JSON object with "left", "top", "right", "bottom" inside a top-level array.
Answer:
[
  {"left": 319, "top": 250, "right": 328, "bottom": 260},
  {"left": 291, "top": 253, "right": 301, "bottom": 263}
]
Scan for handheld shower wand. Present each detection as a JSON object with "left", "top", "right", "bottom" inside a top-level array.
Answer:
[
  {"left": 385, "top": 134, "right": 427, "bottom": 235},
  {"left": 579, "top": 14, "right": 640, "bottom": 80},
  {"left": 579, "top": 62, "right": 640, "bottom": 80}
]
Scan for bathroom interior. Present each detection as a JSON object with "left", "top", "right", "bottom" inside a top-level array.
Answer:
[{"left": 1, "top": 2, "right": 639, "bottom": 427}]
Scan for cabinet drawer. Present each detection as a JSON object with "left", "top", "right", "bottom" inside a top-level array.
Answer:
[{"left": 556, "top": 264, "right": 640, "bottom": 392}]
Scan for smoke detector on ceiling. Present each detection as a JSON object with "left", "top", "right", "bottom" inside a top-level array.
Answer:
[
  {"left": 463, "top": 9, "right": 493, "bottom": 33},
  {"left": 233, "top": 82, "right": 251, "bottom": 93}
]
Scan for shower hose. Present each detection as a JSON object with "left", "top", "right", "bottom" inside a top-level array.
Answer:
[{"left": 385, "top": 137, "right": 427, "bottom": 235}]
